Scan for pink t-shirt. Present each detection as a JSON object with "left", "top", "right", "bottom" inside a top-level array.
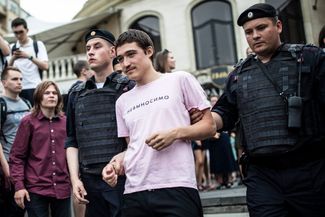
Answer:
[{"left": 116, "top": 71, "right": 210, "bottom": 194}]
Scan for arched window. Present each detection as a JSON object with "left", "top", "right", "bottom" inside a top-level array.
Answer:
[
  {"left": 192, "top": 1, "right": 237, "bottom": 69},
  {"left": 129, "top": 16, "right": 161, "bottom": 52}
]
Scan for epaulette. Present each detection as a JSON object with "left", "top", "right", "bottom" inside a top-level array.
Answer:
[
  {"left": 282, "top": 44, "right": 304, "bottom": 58},
  {"left": 112, "top": 73, "right": 129, "bottom": 85},
  {"left": 234, "top": 55, "right": 254, "bottom": 74},
  {"left": 110, "top": 73, "right": 131, "bottom": 91},
  {"left": 71, "top": 81, "right": 86, "bottom": 93}
]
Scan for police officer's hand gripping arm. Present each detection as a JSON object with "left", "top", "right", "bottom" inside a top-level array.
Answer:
[{"left": 102, "top": 138, "right": 129, "bottom": 187}]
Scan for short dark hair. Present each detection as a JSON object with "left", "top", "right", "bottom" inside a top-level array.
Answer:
[
  {"left": 154, "top": 49, "right": 169, "bottom": 73},
  {"left": 115, "top": 29, "right": 155, "bottom": 61},
  {"left": 1, "top": 66, "right": 21, "bottom": 80},
  {"left": 318, "top": 25, "right": 325, "bottom": 48},
  {"left": 73, "top": 60, "right": 88, "bottom": 78},
  {"left": 11, "top": 17, "right": 28, "bottom": 29}
]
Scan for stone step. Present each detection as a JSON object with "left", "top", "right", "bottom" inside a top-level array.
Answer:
[
  {"left": 205, "top": 213, "right": 249, "bottom": 217},
  {"left": 200, "top": 186, "right": 248, "bottom": 214}
]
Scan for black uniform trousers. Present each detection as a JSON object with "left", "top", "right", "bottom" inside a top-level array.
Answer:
[
  {"left": 244, "top": 158, "right": 325, "bottom": 217},
  {"left": 82, "top": 173, "right": 125, "bottom": 217}
]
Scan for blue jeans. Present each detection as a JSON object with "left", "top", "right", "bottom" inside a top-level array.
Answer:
[
  {"left": 25, "top": 193, "right": 71, "bottom": 217},
  {"left": 81, "top": 173, "right": 125, "bottom": 217}
]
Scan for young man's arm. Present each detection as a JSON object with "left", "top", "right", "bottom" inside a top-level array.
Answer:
[
  {"left": 0, "top": 143, "right": 9, "bottom": 182},
  {"left": 31, "top": 41, "right": 49, "bottom": 71},
  {"left": 9, "top": 118, "right": 31, "bottom": 209},
  {"left": 0, "top": 36, "right": 10, "bottom": 56},
  {"left": 66, "top": 147, "right": 89, "bottom": 204},
  {"left": 146, "top": 108, "right": 216, "bottom": 151},
  {"left": 29, "top": 57, "right": 49, "bottom": 71}
]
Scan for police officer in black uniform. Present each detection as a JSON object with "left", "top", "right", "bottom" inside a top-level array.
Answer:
[
  {"left": 211, "top": 3, "right": 325, "bottom": 217},
  {"left": 65, "top": 29, "right": 134, "bottom": 217}
]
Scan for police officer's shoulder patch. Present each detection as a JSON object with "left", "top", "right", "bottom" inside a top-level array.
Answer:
[
  {"left": 234, "top": 55, "right": 254, "bottom": 74},
  {"left": 72, "top": 81, "right": 86, "bottom": 92}
]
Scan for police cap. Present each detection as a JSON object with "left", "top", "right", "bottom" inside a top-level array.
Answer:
[
  {"left": 237, "top": 3, "right": 277, "bottom": 26},
  {"left": 85, "top": 29, "right": 115, "bottom": 45}
]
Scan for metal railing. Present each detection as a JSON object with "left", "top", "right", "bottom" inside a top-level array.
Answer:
[{"left": 41, "top": 54, "right": 86, "bottom": 93}]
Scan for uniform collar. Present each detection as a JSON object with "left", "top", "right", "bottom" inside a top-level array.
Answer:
[{"left": 84, "top": 71, "right": 120, "bottom": 89}]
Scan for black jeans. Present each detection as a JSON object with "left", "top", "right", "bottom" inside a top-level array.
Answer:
[
  {"left": 0, "top": 170, "right": 25, "bottom": 217},
  {"left": 244, "top": 158, "right": 325, "bottom": 217},
  {"left": 81, "top": 173, "right": 125, "bottom": 217},
  {"left": 25, "top": 193, "right": 71, "bottom": 217},
  {"left": 122, "top": 187, "right": 203, "bottom": 217}
]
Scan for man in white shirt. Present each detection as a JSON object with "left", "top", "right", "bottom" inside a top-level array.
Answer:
[{"left": 9, "top": 17, "right": 49, "bottom": 106}]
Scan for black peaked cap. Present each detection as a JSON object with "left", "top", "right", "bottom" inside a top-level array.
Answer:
[{"left": 237, "top": 3, "right": 277, "bottom": 26}]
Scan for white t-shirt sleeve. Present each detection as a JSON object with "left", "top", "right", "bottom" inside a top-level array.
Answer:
[
  {"left": 116, "top": 98, "right": 129, "bottom": 137},
  {"left": 179, "top": 71, "right": 210, "bottom": 111},
  {"left": 37, "top": 41, "right": 49, "bottom": 61}
]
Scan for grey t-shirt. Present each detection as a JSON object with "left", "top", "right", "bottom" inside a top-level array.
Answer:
[{"left": 0, "top": 96, "right": 30, "bottom": 161}]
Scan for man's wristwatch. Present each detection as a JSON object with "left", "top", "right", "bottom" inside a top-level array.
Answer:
[{"left": 29, "top": 55, "right": 33, "bottom": 61}]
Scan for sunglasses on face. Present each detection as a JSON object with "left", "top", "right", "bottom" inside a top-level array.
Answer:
[{"left": 14, "top": 30, "right": 25, "bottom": 35}]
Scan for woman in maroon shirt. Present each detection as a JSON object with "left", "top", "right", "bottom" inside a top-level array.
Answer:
[{"left": 9, "top": 81, "right": 71, "bottom": 217}]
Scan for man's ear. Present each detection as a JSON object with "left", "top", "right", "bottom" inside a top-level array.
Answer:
[
  {"left": 110, "top": 46, "right": 116, "bottom": 57},
  {"left": 145, "top": 46, "right": 154, "bottom": 58},
  {"left": 276, "top": 20, "right": 282, "bottom": 34},
  {"left": 1, "top": 80, "right": 7, "bottom": 87}
]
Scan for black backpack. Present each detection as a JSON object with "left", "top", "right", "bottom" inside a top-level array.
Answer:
[{"left": 11, "top": 41, "right": 43, "bottom": 79}]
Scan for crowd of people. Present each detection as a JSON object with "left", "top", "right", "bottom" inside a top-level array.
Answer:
[{"left": 0, "top": 3, "right": 325, "bottom": 217}]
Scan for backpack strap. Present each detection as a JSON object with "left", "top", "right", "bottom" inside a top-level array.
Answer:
[
  {"left": 33, "top": 40, "right": 39, "bottom": 57},
  {"left": 33, "top": 41, "right": 44, "bottom": 80},
  {"left": 21, "top": 97, "right": 32, "bottom": 110},
  {"left": 0, "top": 97, "right": 7, "bottom": 130}
]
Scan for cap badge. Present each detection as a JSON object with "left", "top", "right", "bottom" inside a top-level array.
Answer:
[
  {"left": 248, "top": 12, "right": 253, "bottom": 18},
  {"left": 90, "top": 31, "right": 96, "bottom": 36}
]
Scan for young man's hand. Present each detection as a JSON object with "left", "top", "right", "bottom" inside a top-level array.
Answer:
[
  {"left": 14, "top": 189, "right": 30, "bottom": 209},
  {"left": 72, "top": 179, "right": 89, "bottom": 204},
  {"left": 13, "top": 50, "right": 29, "bottom": 59},
  {"left": 102, "top": 163, "right": 118, "bottom": 187},
  {"left": 146, "top": 130, "right": 177, "bottom": 151}
]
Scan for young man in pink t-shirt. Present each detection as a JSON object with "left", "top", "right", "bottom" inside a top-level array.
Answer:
[{"left": 102, "top": 29, "right": 216, "bottom": 217}]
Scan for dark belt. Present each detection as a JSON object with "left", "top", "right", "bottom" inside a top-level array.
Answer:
[
  {"left": 80, "top": 163, "right": 107, "bottom": 176},
  {"left": 249, "top": 150, "right": 325, "bottom": 169}
]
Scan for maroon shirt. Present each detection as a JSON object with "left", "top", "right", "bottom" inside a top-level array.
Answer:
[{"left": 9, "top": 112, "right": 70, "bottom": 199}]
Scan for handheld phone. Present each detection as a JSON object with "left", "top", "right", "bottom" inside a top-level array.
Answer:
[{"left": 12, "top": 47, "right": 20, "bottom": 52}]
